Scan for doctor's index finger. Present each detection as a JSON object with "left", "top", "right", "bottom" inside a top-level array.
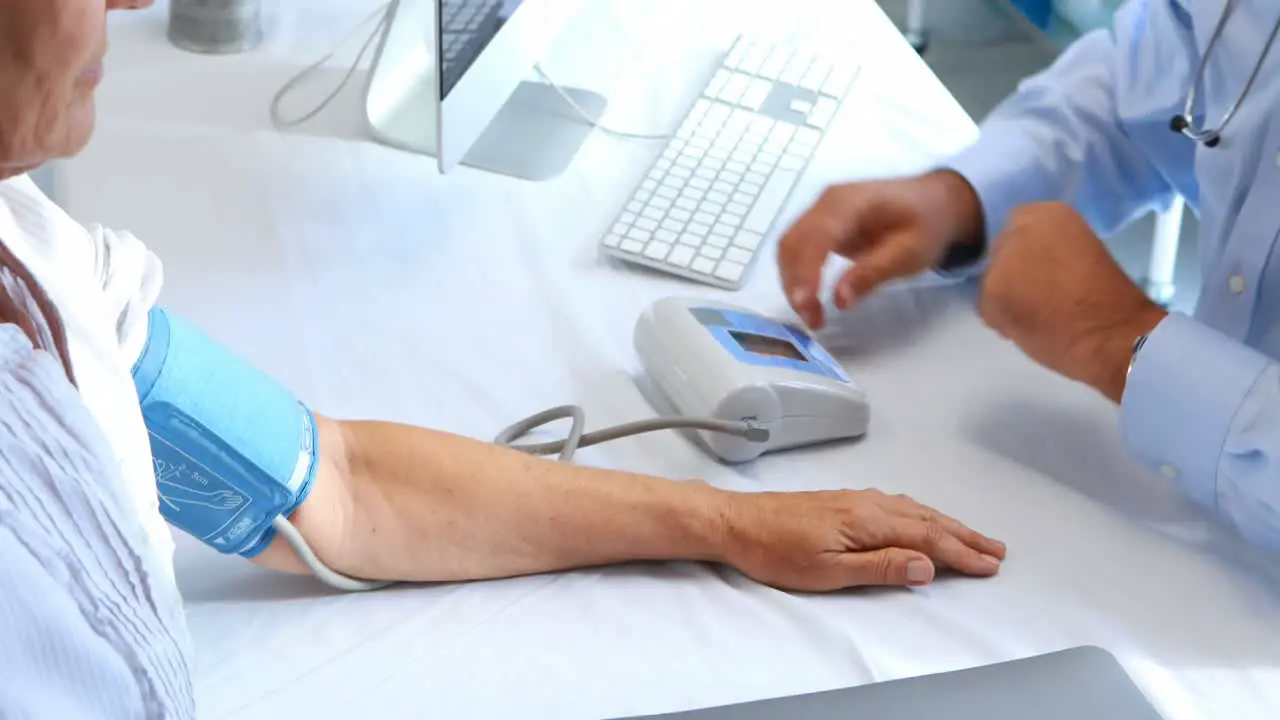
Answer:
[{"left": 777, "top": 188, "right": 861, "bottom": 323}]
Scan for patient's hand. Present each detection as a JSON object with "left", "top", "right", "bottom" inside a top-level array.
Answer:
[{"left": 719, "top": 489, "right": 1005, "bottom": 591}]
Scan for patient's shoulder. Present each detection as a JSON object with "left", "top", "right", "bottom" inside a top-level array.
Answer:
[{"left": 0, "top": 174, "right": 98, "bottom": 280}]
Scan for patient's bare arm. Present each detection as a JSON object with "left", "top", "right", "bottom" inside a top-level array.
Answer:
[{"left": 251, "top": 415, "right": 1007, "bottom": 592}]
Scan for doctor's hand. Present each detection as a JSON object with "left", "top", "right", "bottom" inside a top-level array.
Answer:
[
  {"left": 718, "top": 489, "right": 1005, "bottom": 591},
  {"left": 777, "top": 170, "right": 985, "bottom": 330},
  {"left": 978, "top": 202, "right": 1167, "bottom": 404}
]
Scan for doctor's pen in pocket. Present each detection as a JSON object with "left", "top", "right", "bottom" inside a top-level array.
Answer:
[
  {"left": 128, "top": 297, "right": 870, "bottom": 593},
  {"left": 0, "top": 236, "right": 75, "bottom": 384}
]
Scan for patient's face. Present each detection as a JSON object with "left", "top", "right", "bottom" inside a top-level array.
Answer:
[{"left": 0, "top": 1, "right": 153, "bottom": 179}]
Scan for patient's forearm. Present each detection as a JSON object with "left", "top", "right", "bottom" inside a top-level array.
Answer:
[{"left": 257, "top": 416, "right": 730, "bottom": 583}]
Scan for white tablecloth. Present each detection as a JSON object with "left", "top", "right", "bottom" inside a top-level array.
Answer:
[{"left": 55, "top": 0, "right": 1280, "bottom": 718}]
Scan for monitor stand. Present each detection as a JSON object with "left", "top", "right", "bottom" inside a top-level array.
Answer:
[
  {"left": 461, "top": 81, "right": 606, "bottom": 181},
  {"left": 361, "top": 2, "right": 606, "bottom": 181}
]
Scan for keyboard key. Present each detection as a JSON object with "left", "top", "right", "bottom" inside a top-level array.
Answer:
[
  {"left": 669, "top": 166, "right": 692, "bottom": 180},
  {"left": 693, "top": 212, "right": 717, "bottom": 225},
  {"left": 621, "top": 239, "right": 645, "bottom": 254},
  {"left": 661, "top": 218, "right": 685, "bottom": 232},
  {"left": 704, "top": 69, "right": 732, "bottom": 98},
  {"left": 656, "top": 159, "right": 672, "bottom": 173},
  {"left": 780, "top": 53, "right": 811, "bottom": 84},
  {"left": 808, "top": 96, "right": 839, "bottom": 129},
  {"left": 759, "top": 46, "right": 791, "bottom": 79},
  {"left": 822, "top": 65, "right": 858, "bottom": 97},
  {"left": 717, "top": 72, "right": 751, "bottom": 104},
  {"left": 724, "top": 37, "right": 751, "bottom": 69},
  {"left": 640, "top": 179, "right": 657, "bottom": 192},
  {"left": 675, "top": 156, "right": 698, "bottom": 169},
  {"left": 655, "top": 229, "right": 679, "bottom": 244},
  {"left": 626, "top": 200, "right": 643, "bottom": 213},
  {"left": 757, "top": 151, "right": 780, "bottom": 166},
  {"left": 701, "top": 245, "right": 724, "bottom": 259},
  {"left": 733, "top": 231, "right": 763, "bottom": 251},
  {"left": 706, "top": 233, "right": 730, "bottom": 248},
  {"left": 799, "top": 59, "right": 830, "bottom": 92},
  {"left": 793, "top": 126, "right": 821, "bottom": 150},
  {"left": 702, "top": 202, "right": 725, "bottom": 215},
  {"left": 628, "top": 228, "right": 653, "bottom": 242},
  {"left": 743, "top": 171, "right": 766, "bottom": 186},
  {"left": 668, "top": 245, "right": 696, "bottom": 267},
  {"left": 740, "top": 181, "right": 762, "bottom": 195},
  {"left": 691, "top": 256, "right": 716, "bottom": 275},
  {"left": 612, "top": 222, "right": 629, "bottom": 235},
  {"left": 712, "top": 222, "right": 736, "bottom": 236},
  {"left": 641, "top": 206, "right": 664, "bottom": 221},
  {"left": 706, "top": 190, "right": 730, "bottom": 204},
  {"left": 688, "top": 222, "right": 711, "bottom": 235},
  {"left": 678, "top": 232, "right": 702, "bottom": 246},
  {"left": 732, "top": 192, "right": 754, "bottom": 206},
  {"left": 603, "top": 233, "right": 622, "bottom": 248},
  {"left": 725, "top": 246, "right": 753, "bottom": 265},
  {"left": 725, "top": 161, "right": 748, "bottom": 174},
  {"left": 731, "top": 151, "right": 755, "bottom": 165},
  {"left": 727, "top": 201, "right": 750, "bottom": 215},
  {"left": 740, "top": 43, "right": 770, "bottom": 75},
  {"left": 742, "top": 169, "right": 799, "bottom": 233},
  {"left": 644, "top": 241, "right": 672, "bottom": 260},
  {"left": 714, "top": 260, "right": 746, "bottom": 283},
  {"left": 769, "top": 124, "right": 795, "bottom": 146},
  {"left": 721, "top": 213, "right": 743, "bottom": 227},
  {"left": 689, "top": 177, "right": 712, "bottom": 191},
  {"left": 719, "top": 171, "right": 743, "bottom": 185},
  {"left": 712, "top": 180, "right": 735, "bottom": 194},
  {"left": 778, "top": 154, "right": 806, "bottom": 171},
  {"left": 694, "top": 167, "right": 717, "bottom": 181},
  {"left": 741, "top": 79, "right": 772, "bottom": 110},
  {"left": 671, "top": 205, "right": 695, "bottom": 218}
]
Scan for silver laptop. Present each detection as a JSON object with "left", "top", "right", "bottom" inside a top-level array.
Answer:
[{"left": 615, "top": 647, "right": 1165, "bottom": 720}]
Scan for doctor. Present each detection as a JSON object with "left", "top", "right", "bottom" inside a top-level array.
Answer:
[
  {"left": 1, "top": 2, "right": 1005, "bottom": 715},
  {"left": 780, "top": 0, "right": 1280, "bottom": 552}
]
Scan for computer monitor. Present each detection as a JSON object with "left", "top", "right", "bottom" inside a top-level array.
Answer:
[{"left": 363, "top": 0, "right": 606, "bottom": 180}]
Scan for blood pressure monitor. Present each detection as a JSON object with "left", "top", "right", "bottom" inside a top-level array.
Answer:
[{"left": 635, "top": 297, "right": 869, "bottom": 463}]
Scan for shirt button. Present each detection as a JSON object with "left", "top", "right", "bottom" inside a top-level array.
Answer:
[
  {"left": 1229, "top": 275, "right": 1246, "bottom": 294},
  {"left": 1160, "top": 463, "right": 1179, "bottom": 479}
]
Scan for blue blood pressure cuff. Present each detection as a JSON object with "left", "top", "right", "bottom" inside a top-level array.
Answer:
[{"left": 131, "top": 307, "right": 319, "bottom": 558}]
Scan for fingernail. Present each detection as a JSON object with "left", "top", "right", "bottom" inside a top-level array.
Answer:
[
  {"left": 982, "top": 554, "right": 1001, "bottom": 567},
  {"left": 790, "top": 289, "right": 809, "bottom": 308},
  {"left": 906, "top": 560, "right": 934, "bottom": 583}
]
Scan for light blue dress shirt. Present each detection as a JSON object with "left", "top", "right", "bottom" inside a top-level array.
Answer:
[
  {"left": 945, "top": 0, "right": 1280, "bottom": 552},
  {"left": 0, "top": 325, "right": 195, "bottom": 718}
]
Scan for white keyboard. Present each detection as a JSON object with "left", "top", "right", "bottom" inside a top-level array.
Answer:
[{"left": 599, "top": 36, "right": 859, "bottom": 290}]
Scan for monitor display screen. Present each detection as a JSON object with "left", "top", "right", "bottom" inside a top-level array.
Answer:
[
  {"left": 729, "top": 330, "right": 807, "bottom": 362},
  {"left": 439, "top": 0, "right": 523, "bottom": 98}
]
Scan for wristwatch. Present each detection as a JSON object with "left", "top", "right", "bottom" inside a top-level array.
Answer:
[{"left": 1126, "top": 333, "right": 1150, "bottom": 380}]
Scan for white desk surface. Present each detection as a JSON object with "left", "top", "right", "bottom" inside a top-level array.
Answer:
[{"left": 55, "top": 0, "right": 1280, "bottom": 717}]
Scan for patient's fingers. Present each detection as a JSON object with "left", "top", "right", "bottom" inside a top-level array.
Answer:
[{"left": 887, "top": 493, "right": 1007, "bottom": 560}]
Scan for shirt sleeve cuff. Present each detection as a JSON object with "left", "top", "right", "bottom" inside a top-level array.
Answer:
[
  {"left": 1119, "top": 312, "right": 1271, "bottom": 509},
  {"left": 941, "top": 129, "right": 1054, "bottom": 248}
]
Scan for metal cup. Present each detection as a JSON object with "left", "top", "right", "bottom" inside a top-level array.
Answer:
[{"left": 168, "top": 0, "right": 265, "bottom": 55}]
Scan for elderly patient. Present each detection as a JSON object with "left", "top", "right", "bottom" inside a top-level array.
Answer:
[{"left": 0, "top": 1, "right": 1004, "bottom": 716}]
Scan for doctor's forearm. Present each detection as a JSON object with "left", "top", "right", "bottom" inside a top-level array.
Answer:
[{"left": 257, "top": 416, "right": 730, "bottom": 582}]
